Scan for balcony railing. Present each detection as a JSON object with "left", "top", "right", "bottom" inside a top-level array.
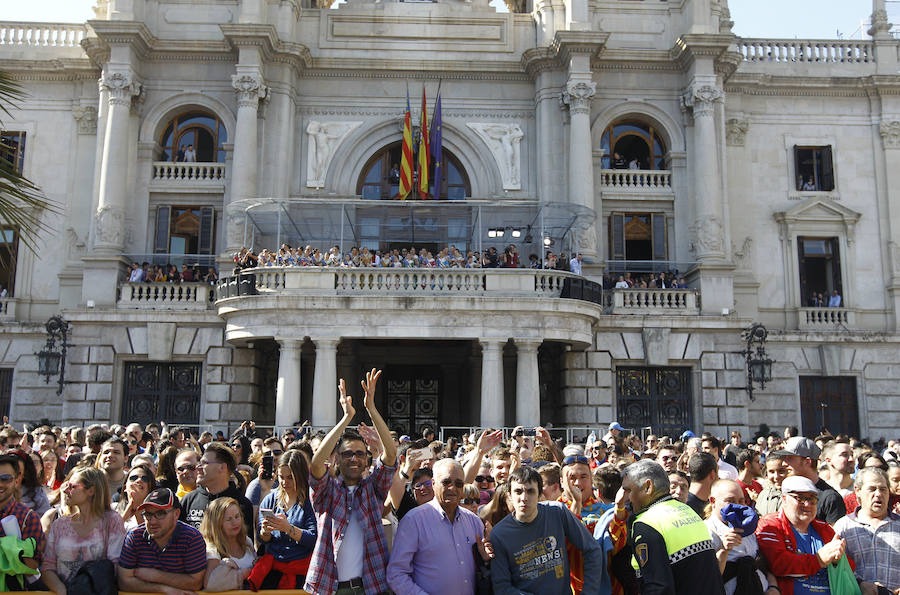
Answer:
[
  {"left": 118, "top": 282, "right": 215, "bottom": 310},
  {"left": 599, "top": 169, "right": 671, "bottom": 191},
  {"left": 737, "top": 39, "right": 874, "bottom": 64},
  {"left": 0, "top": 22, "right": 87, "bottom": 47},
  {"left": 0, "top": 298, "right": 15, "bottom": 321},
  {"left": 606, "top": 288, "right": 700, "bottom": 315},
  {"left": 798, "top": 307, "right": 854, "bottom": 330},
  {"left": 151, "top": 162, "right": 226, "bottom": 185}
]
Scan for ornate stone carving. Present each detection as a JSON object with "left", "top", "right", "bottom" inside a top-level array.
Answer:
[
  {"left": 231, "top": 73, "right": 268, "bottom": 108},
  {"left": 880, "top": 120, "right": 900, "bottom": 149},
  {"left": 869, "top": 7, "right": 892, "bottom": 37},
  {"left": 725, "top": 118, "right": 748, "bottom": 146},
  {"left": 732, "top": 236, "right": 753, "bottom": 270},
  {"left": 94, "top": 205, "right": 124, "bottom": 248},
  {"left": 305, "top": 121, "right": 362, "bottom": 188},
  {"left": 690, "top": 217, "right": 724, "bottom": 257},
  {"left": 467, "top": 123, "right": 524, "bottom": 190},
  {"left": 100, "top": 71, "right": 142, "bottom": 107},
  {"left": 72, "top": 106, "right": 97, "bottom": 135},
  {"left": 561, "top": 80, "right": 596, "bottom": 116},
  {"left": 683, "top": 85, "right": 722, "bottom": 119}
]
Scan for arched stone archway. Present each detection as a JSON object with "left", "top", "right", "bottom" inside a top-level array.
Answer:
[
  {"left": 591, "top": 101, "right": 685, "bottom": 155},
  {"left": 139, "top": 92, "right": 236, "bottom": 147}
]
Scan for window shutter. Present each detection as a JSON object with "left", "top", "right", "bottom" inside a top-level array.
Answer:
[
  {"left": 820, "top": 146, "right": 834, "bottom": 191},
  {"left": 610, "top": 214, "right": 625, "bottom": 260},
  {"left": 830, "top": 237, "right": 842, "bottom": 296},
  {"left": 154, "top": 206, "right": 170, "bottom": 253},
  {"left": 199, "top": 207, "right": 214, "bottom": 254},
  {"left": 651, "top": 214, "right": 667, "bottom": 261},
  {"left": 793, "top": 145, "right": 802, "bottom": 190}
]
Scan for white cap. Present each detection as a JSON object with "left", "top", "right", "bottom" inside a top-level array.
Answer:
[{"left": 781, "top": 475, "right": 819, "bottom": 495}]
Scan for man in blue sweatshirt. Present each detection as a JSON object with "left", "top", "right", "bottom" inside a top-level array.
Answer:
[{"left": 491, "top": 466, "right": 606, "bottom": 595}]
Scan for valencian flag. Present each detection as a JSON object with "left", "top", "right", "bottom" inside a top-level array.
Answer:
[
  {"left": 398, "top": 88, "right": 414, "bottom": 199},
  {"left": 417, "top": 85, "right": 430, "bottom": 199},
  {"left": 430, "top": 84, "right": 443, "bottom": 199}
]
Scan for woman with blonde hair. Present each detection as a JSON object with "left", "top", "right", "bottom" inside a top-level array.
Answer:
[
  {"left": 200, "top": 497, "right": 257, "bottom": 591},
  {"left": 41, "top": 467, "right": 126, "bottom": 594}
]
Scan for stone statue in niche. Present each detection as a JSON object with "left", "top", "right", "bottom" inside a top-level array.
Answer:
[
  {"left": 467, "top": 122, "right": 524, "bottom": 190},
  {"left": 305, "top": 121, "right": 361, "bottom": 188}
]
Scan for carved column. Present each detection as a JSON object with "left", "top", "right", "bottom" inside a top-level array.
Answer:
[
  {"left": 684, "top": 84, "right": 725, "bottom": 262},
  {"left": 879, "top": 120, "right": 900, "bottom": 329},
  {"left": 311, "top": 338, "right": 339, "bottom": 428},
  {"left": 480, "top": 339, "right": 506, "bottom": 428},
  {"left": 562, "top": 76, "right": 598, "bottom": 259},
  {"left": 515, "top": 339, "right": 542, "bottom": 426},
  {"left": 228, "top": 70, "right": 268, "bottom": 253},
  {"left": 275, "top": 339, "right": 303, "bottom": 429},
  {"left": 94, "top": 70, "right": 141, "bottom": 253}
]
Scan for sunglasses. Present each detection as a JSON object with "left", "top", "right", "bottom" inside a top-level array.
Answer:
[
  {"left": 0, "top": 474, "right": 15, "bottom": 484},
  {"left": 128, "top": 474, "right": 151, "bottom": 483},
  {"left": 340, "top": 450, "right": 368, "bottom": 460},
  {"left": 475, "top": 475, "right": 495, "bottom": 483},
  {"left": 440, "top": 478, "right": 465, "bottom": 489},
  {"left": 266, "top": 450, "right": 284, "bottom": 456},
  {"left": 176, "top": 464, "right": 197, "bottom": 472},
  {"left": 462, "top": 498, "right": 479, "bottom": 505},
  {"left": 414, "top": 480, "right": 433, "bottom": 490},
  {"left": 562, "top": 455, "right": 590, "bottom": 467}
]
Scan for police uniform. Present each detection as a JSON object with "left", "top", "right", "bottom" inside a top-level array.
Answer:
[{"left": 630, "top": 495, "right": 725, "bottom": 595}]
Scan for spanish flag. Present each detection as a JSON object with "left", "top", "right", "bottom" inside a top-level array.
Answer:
[
  {"left": 398, "top": 89, "right": 413, "bottom": 200},
  {"left": 417, "top": 85, "right": 430, "bottom": 199}
]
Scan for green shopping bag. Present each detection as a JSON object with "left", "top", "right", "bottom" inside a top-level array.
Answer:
[{"left": 827, "top": 553, "right": 861, "bottom": 595}]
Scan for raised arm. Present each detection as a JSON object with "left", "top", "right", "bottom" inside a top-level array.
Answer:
[
  {"left": 464, "top": 429, "right": 503, "bottom": 484},
  {"left": 361, "top": 368, "right": 396, "bottom": 467},
  {"left": 310, "top": 378, "right": 356, "bottom": 480}
]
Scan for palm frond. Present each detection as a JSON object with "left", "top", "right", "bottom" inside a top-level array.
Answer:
[{"left": 0, "top": 71, "right": 24, "bottom": 123}]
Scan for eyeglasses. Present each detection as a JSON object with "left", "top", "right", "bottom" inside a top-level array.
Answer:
[
  {"left": 176, "top": 464, "right": 197, "bottom": 472},
  {"left": 562, "top": 455, "right": 590, "bottom": 467},
  {"left": 198, "top": 459, "right": 222, "bottom": 467},
  {"left": 659, "top": 455, "right": 677, "bottom": 461},
  {"left": 231, "top": 444, "right": 242, "bottom": 450},
  {"left": 0, "top": 474, "right": 15, "bottom": 484},
  {"left": 462, "top": 498, "right": 479, "bottom": 505},
  {"left": 475, "top": 475, "right": 495, "bottom": 483},
  {"left": 591, "top": 446, "right": 606, "bottom": 452},
  {"left": 142, "top": 509, "right": 172, "bottom": 521},
  {"left": 128, "top": 474, "right": 151, "bottom": 484},
  {"left": 440, "top": 478, "right": 465, "bottom": 489},
  {"left": 266, "top": 450, "right": 284, "bottom": 456},
  {"left": 340, "top": 450, "right": 368, "bottom": 460},
  {"left": 787, "top": 493, "right": 819, "bottom": 506},
  {"left": 414, "top": 480, "right": 433, "bottom": 490}
]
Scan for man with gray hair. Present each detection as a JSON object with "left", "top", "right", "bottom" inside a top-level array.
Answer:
[
  {"left": 623, "top": 460, "right": 724, "bottom": 594},
  {"left": 387, "top": 458, "right": 491, "bottom": 595}
]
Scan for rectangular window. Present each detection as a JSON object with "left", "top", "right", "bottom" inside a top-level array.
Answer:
[
  {"left": 0, "top": 228, "right": 18, "bottom": 297},
  {"left": 153, "top": 206, "right": 215, "bottom": 256},
  {"left": 608, "top": 212, "right": 667, "bottom": 269},
  {"left": 798, "top": 236, "right": 842, "bottom": 307},
  {"left": 794, "top": 146, "right": 834, "bottom": 191},
  {"left": 0, "top": 132, "right": 25, "bottom": 175}
]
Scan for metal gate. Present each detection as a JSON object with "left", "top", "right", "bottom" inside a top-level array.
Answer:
[
  {"left": 615, "top": 367, "right": 692, "bottom": 437},
  {"left": 384, "top": 366, "right": 441, "bottom": 437},
  {"left": 799, "top": 376, "right": 858, "bottom": 437},
  {"left": 122, "top": 362, "right": 202, "bottom": 426}
]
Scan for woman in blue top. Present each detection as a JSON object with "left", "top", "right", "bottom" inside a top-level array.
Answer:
[{"left": 253, "top": 449, "right": 317, "bottom": 589}]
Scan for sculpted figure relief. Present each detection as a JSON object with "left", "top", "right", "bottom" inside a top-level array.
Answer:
[
  {"left": 305, "top": 121, "right": 362, "bottom": 188},
  {"left": 467, "top": 122, "right": 524, "bottom": 190}
]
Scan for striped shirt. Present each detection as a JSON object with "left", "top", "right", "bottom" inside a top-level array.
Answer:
[
  {"left": 118, "top": 521, "right": 207, "bottom": 575},
  {"left": 834, "top": 511, "right": 900, "bottom": 591}
]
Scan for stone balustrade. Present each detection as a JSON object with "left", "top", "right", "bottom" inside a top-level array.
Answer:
[
  {"left": 151, "top": 162, "right": 226, "bottom": 184},
  {"left": 0, "top": 298, "right": 15, "bottom": 321},
  {"left": 798, "top": 307, "right": 854, "bottom": 330},
  {"left": 118, "top": 282, "right": 214, "bottom": 310},
  {"left": 737, "top": 39, "right": 873, "bottom": 64},
  {"left": 0, "top": 22, "right": 87, "bottom": 47},
  {"left": 607, "top": 288, "right": 700, "bottom": 315},
  {"left": 599, "top": 169, "right": 671, "bottom": 191}
]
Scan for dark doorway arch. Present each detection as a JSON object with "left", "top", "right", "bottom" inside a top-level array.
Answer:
[
  {"left": 356, "top": 142, "right": 471, "bottom": 200},
  {"left": 159, "top": 111, "right": 228, "bottom": 163},
  {"left": 600, "top": 119, "right": 667, "bottom": 170}
]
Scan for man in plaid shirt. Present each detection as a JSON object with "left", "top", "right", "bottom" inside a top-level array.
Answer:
[{"left": 304, "top": 369, "right": 397, "bottom": 595}]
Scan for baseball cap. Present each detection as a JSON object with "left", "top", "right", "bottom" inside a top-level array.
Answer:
[
  {"left": 680, "top": 430, "right": 696, "bottom": 441},
  {"left": 609, "top": 422, "right": 625, "bottom": 432},
  {"left": 137, "top": 488, "right": 180, "bottom": 512},
  {"left": 773, "top": 437, "right": 821, "bottom": 460},
  {"left": 781, "top": 475, "right": 819, "bottom": 495}
]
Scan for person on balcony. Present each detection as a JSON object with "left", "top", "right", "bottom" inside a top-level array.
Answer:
[
  {"left": 183, "top": 144, "right": 196, "bottom": 162},
  {"left": 612, "top": 152, "right": 627, "bottom": 169},
  {"left": 828, "top": 290, "right": 842, "bottom": 307},
  {"left": 569, "top": 253, "right": 583, "bottom": 275},
  {"left": 628, "top": 157, "right": 640, "bottom": 170}
]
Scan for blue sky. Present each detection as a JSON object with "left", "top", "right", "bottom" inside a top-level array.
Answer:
[{"left": 3, "top": 0, "right": 876, "bottom": 40}]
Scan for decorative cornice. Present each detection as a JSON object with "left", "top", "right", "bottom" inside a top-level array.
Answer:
[
  {"left": 296, "top": 106, "right": 534, "bottom": 119},
  {"left": 726, "top": 73, "right": 900, "bottom": 97},
  {"left": 303, "top": 66, "right": 530, "bottom": 82},
  {"left": 521, "top": 47, "right": 559, "bottom": 78},
  {"left": 87, "top": 20, "right": 154, "bottom": 58},
  {"left": 670, "top": 33, "right": 735, "bottom": 70},
  {"left": 549, "top": 30, "right": 609, "bottom": 65}
]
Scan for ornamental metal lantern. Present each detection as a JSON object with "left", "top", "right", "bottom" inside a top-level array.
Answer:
[
  {"left": 740, "top": 323, "right": 773, "bottom": 401},
  {"left": 35, "top": 316, "right": 69, "bottom": 395}
]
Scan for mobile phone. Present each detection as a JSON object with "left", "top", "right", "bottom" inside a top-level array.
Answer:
[
  {"left": 521, "top": 428, "right": 536, "bottom": 437},
  {"left": 261, "top": 508, "right": 275, "bottom": 519},
  {"left": 261, "top": 454, "right": 273, "bottom": 480},
  {"left": 408, "top": 447, "right": 432, "bottom": 460}
]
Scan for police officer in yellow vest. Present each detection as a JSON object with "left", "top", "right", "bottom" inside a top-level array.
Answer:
[{"left": 622, "top": 460, "right": 725, "bottom": 595}]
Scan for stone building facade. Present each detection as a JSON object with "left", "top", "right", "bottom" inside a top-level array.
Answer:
[{"left": 0, "top": 0, "right": 898, "bottom": 440}]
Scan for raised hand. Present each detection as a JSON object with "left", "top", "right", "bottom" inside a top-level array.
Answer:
[
  {"left": 338, "top": 378, "right": 356, "bottom": 420},
  {"left": 535, "top": 426, "right": 553, "bottom": 447},
  {"left": 360, "top": 368, "right": 382, "bottom": 410},
  {"left": 476, "top": 429, "right": 503, "bottom": 455},
  {"left": 478, "top": 521, "right": 494, "bottom": 561}
]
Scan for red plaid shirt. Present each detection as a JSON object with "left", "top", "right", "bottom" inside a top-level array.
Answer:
[
  {"left": 0, "top": 498, "right": 45, "bottom": 564},
  {"left": 304, "top": 458, "right": 396, "bottom": 594}
]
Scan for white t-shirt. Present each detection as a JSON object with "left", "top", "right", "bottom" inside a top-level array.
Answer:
[
  {"left": 717, "top": 459, "right": 739, "bottom": 481},
  {"left": 335, "top": 485, "right": 364, "bottom": 581},
  {"left": 206, "top": 537, "right": 256, "bottom": 571}
]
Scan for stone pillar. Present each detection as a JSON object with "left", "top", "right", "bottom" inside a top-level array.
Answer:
[
  {"left": 534, "top": 69, "right": 560, "bottom": 204},
  {"left": 515, "top": 339, "right": 542, "bottom": 426},
  {"left": 275, "top": 339, "right": 302, "bottom": 429},
  {"left": 562, "top": 62, "right": 598, "bottom": 259},
  {"left": 311, "top": 338, "right": 339, "bottom": 428},
  {"left": 685, "top": 84, "right": 725, "bottom": 262},
  {"left": 480, "top": 339, "right": 506, "bottom": 428},
  {"left": 227, "top": 70, "right": 267, "bottom": 254},
  {"left": 94, "top": 69, "right": 141, "bottom": 254}
]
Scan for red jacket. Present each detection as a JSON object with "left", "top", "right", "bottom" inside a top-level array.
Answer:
[{"left": 756, "top": 511, "right": 854, "bottom": 595}]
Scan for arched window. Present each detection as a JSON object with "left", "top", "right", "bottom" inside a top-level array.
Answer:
[
  {"left": 600, "top": 119, "right": 667, "bottom": 170},
  {"left": 159, "top": 111, "right": 227, "bottom": 163},
  {"left": 356, "top": 142, "right": 471, "bottom": 200}
]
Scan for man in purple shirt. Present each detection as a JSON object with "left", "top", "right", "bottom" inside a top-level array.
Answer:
[{"left": 387, "top": 458, "right": 491, "bottom": 594}]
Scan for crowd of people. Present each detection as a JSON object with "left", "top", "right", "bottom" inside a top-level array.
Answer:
[
  {"left": 0, "top": 374, "right": 896, "bottom": 594},
  {"left": 125, "top": 262, "right": 219, "bottom": 285}
]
